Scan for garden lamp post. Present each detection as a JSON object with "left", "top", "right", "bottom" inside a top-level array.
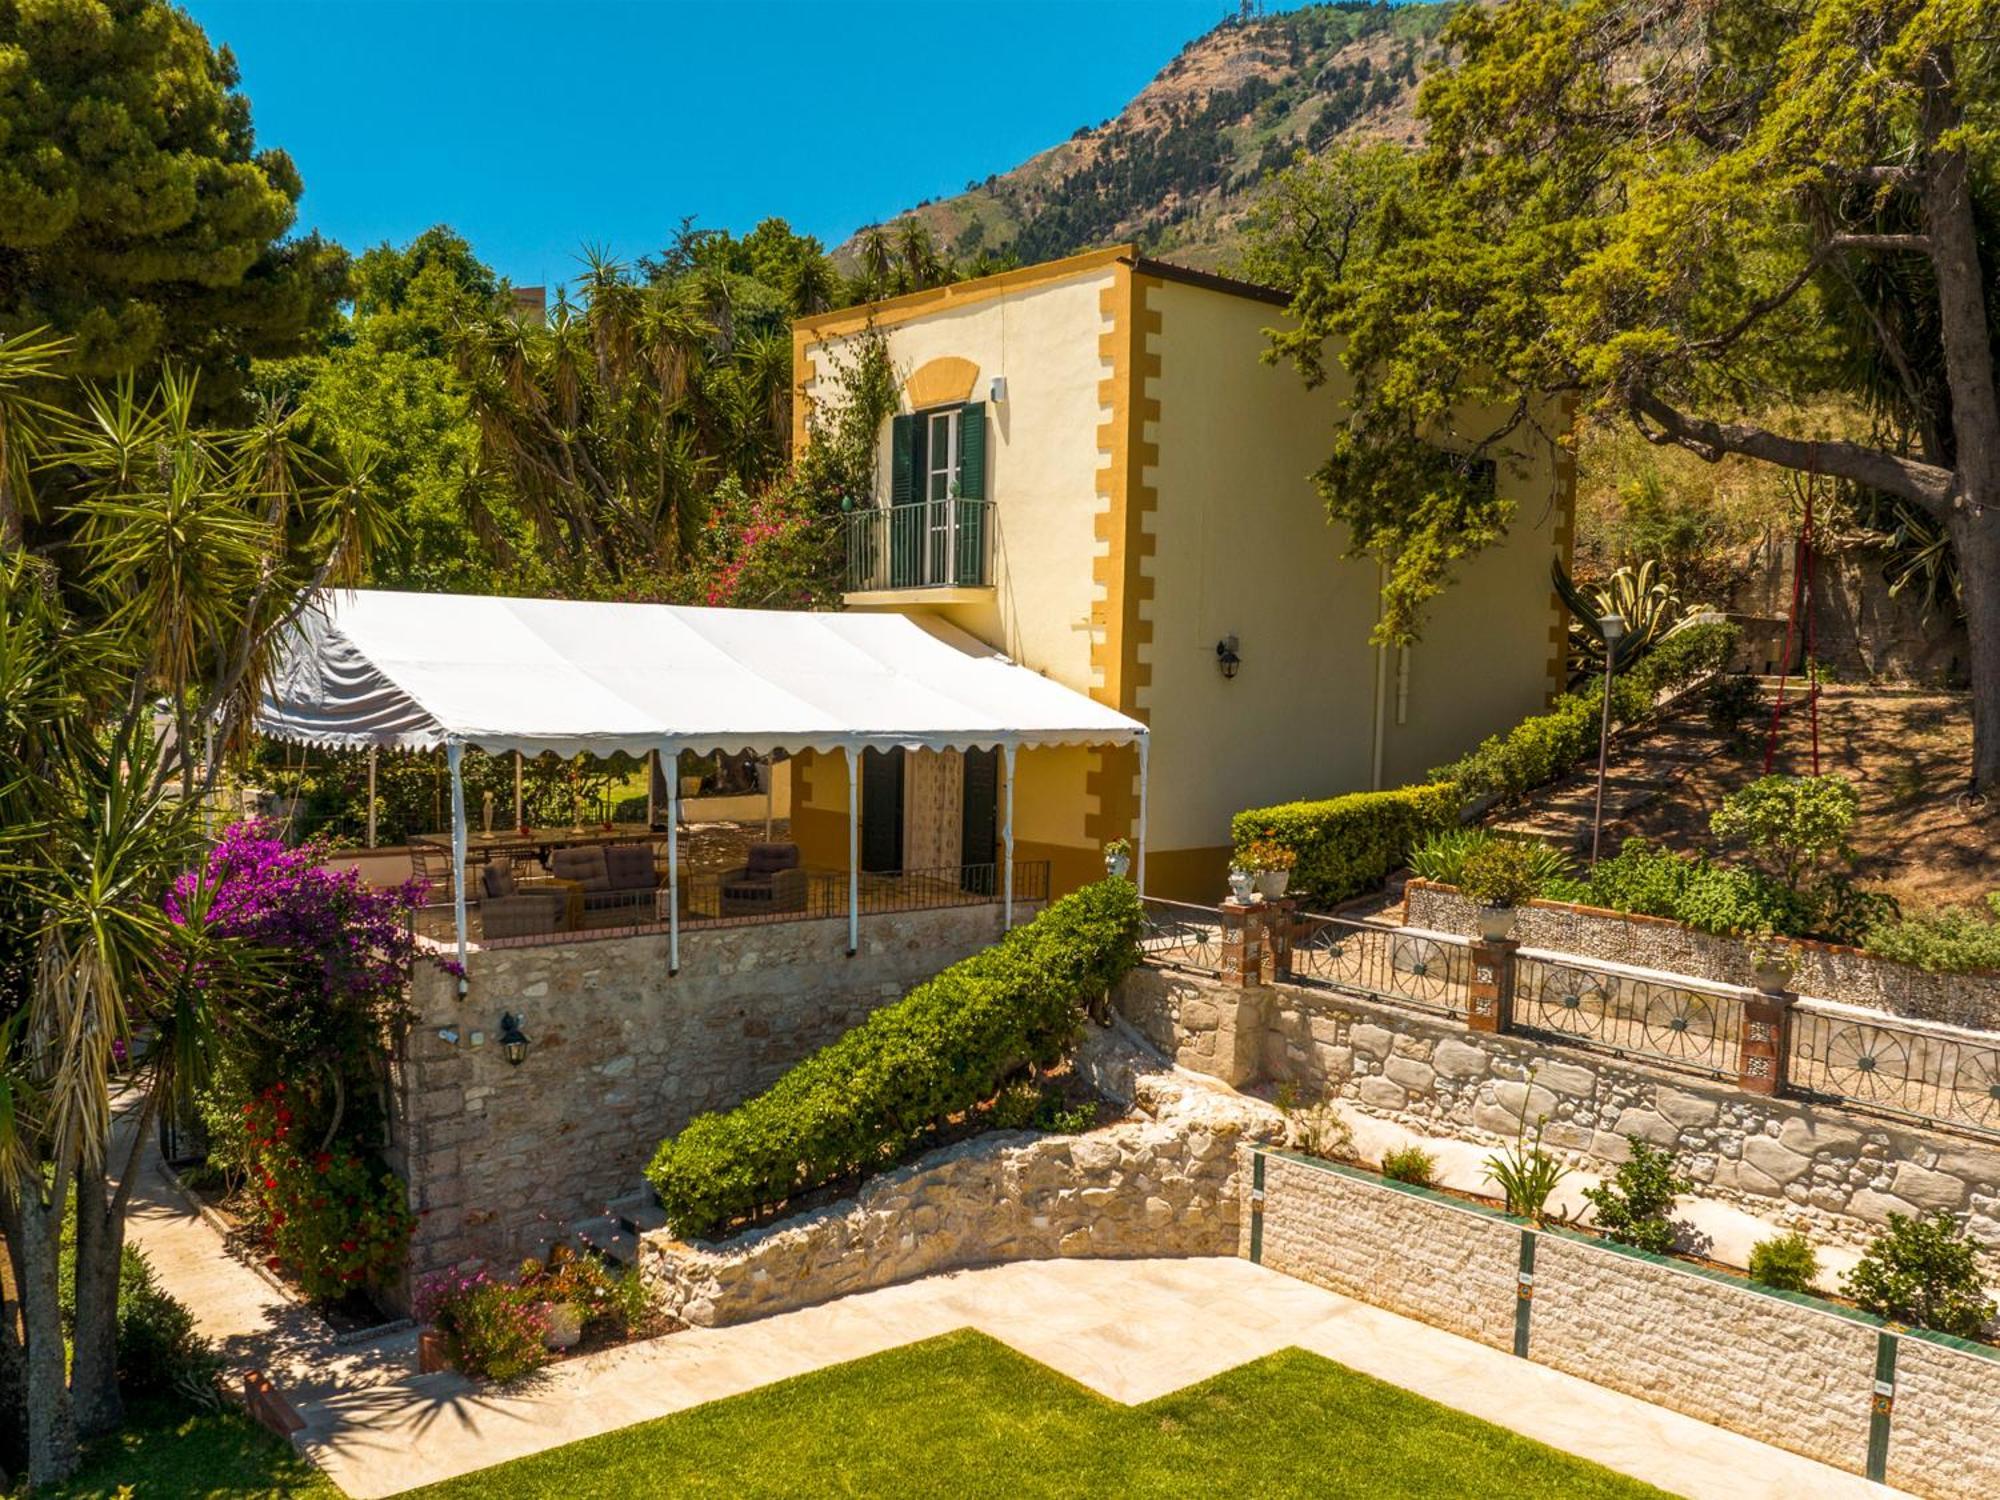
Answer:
[{"left": 1590, "top": 612, "right": 1626, "bottom": 868}]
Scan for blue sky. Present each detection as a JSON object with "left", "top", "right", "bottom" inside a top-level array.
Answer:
[{"left": 183, "top": 0, "right": 1301, "bottom": 289}]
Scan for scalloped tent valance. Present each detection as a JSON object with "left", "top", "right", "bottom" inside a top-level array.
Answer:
[{"left": 257, "top": 589, "right": 1147, "bottom": 759}]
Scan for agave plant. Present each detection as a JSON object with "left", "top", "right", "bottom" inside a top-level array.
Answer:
[{"left": 1554, "top": 558, "right": 1691, "bottom": 678}]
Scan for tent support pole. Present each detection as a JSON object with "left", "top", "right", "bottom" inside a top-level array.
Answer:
[
  {"left": 1002, "top": 743, "right": 1016, "bottom": 930},
  {"left": 513, "top": 750, "right": 523, "bottom": 830},
  {"left": 764, "top": 755, "right": 774, "bottom": 840},
  {"left": 1135, "top": 735, "right": 1149, "bottom": 898},
  {"left": 366, "top": 745, "right": 378, "bottom": 849},
  {"left": 845, "top": 746, "right": 859, "bottom": 957},
  {"left": 646, "top": 749, "right": 656, "bottom": 828},
  {"left": 447, "top": 738, "right": 469, "bottom": 995},
  {"left": 665, "top": 745, "right": 680, "bottom": 976}
]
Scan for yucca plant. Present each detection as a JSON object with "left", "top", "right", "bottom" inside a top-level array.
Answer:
[
  {"left": 1481, "top": 1078, "right": 1569, "bottom": 1223},
  {"left": 1554, "top": 558, "right": 1692, "bottom": 679}
]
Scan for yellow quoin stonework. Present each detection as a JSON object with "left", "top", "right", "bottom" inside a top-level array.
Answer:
[{"left": 789, "top": 247, "right": 1575, "bottom": 903}]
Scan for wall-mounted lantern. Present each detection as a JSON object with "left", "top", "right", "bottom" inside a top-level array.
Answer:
[
  {"left": 1215, "top": 635, "right": 1241, "bottom": 680},
  {"left": 989, "top": 375, "right": 1008, "bottom": 404},
  {"left": 498, "top": 1012, "right": 530, "bottom": 1067}
]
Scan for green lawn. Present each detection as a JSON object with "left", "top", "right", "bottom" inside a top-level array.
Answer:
[
  {"left": 39, "top": 1398, "right": 338, "bottom": 1499},
  {"left": 45, "top": 1335, "right": 1678, "bottom": 1499},
  {"left": 406, "top": 1331, "right": 1674, "bottom": 1500}
]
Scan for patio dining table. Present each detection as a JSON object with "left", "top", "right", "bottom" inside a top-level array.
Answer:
[{"left": 409, "top": 823, "right": 663, "bottom": 868}]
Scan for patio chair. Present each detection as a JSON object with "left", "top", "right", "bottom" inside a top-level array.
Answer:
[
  {"left": 718, "top": 842, "right": 807, "bottom": 918},
  {"left": 476, "top": 859, "right": 570, "bottom": 940},
  {"left": 409, "top": 844, "right": 454, "bottom": 904}
]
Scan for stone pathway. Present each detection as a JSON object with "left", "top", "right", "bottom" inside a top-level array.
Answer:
[
  {"left": 126, "top": 1124, "right": 1902, "bottom": 1500},
  {"left": 1488, "top": 707, "right": 1734, "bottom": 852}
]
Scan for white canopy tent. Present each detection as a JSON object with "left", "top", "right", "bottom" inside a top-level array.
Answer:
[{"left": 257, "top": 590, "right": 1150, "bottom": 978}]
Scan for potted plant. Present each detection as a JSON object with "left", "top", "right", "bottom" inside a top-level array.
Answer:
[
  {"left": 1243, "top": 837, "right": 1296, "bottom": 899},
  {"left": 1102, "top": 838, "right": 1132, "bottom": 879},
  {"left": 1749, "top": 933, "right": 1797, "bottom": 993},
  {"left": 519, "top": 1253, "right": 586, "bottom": 1351},
  {"left": 1458, "top": 837, "right": 1543, "bottom": 941}
]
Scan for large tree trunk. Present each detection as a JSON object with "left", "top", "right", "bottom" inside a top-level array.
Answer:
[
  {"left": 0, "top": 1190, "right": 76, "bottom": 1486},
  {"left": 69, "top": 1157, "right": 125, "bottom": 1442},
  {"left": 1922, "top": 45, "right": 2000, "bottom": 788}
]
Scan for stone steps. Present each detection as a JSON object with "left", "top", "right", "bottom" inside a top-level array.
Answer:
[
  {"left": 607, "top": 1188, "right": 669, "bottom": 1235},
  {"left": 565, "top": 1215, "right": 638, "bottom": 1266}
]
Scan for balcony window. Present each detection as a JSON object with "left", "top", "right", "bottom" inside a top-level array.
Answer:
[{"left": 846, "top": 401, "right": 992, "bottom": 593}]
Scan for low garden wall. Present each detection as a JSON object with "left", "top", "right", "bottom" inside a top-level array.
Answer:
[
  {"left": 396, "top": 903, "right": 1032, "bottom": 1280},
  {"left": 638, "top": 1027, "right": 1284, "bottom": 1327},
  {"left": 1249, "top": 1149, "right": 2000, "bottom": 1499},
  {"left": 1116, "top": 964, "right": 2000, "bottom": 1247},
  {"left": 1406, "top": 881, "right": 2000, "bottom": 1029}
]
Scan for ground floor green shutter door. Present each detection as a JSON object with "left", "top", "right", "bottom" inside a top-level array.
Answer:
[
  {"left": 860, "top": 748, "right": 905, "bottom": 873},
  {"left": 960, "top": 747, "right": 998, "bottom": 893}
]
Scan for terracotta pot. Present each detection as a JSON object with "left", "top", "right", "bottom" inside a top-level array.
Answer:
[{"left": 417, "top": 1326, "right": 449, "bottom": 1375}]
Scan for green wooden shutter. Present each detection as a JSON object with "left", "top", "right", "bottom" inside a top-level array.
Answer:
[
  {"left": 889, "top": 413, "right": 916, "bottom": 505},
  {"left": 957, "top": 402, "right": 987, "bottom": 499}
]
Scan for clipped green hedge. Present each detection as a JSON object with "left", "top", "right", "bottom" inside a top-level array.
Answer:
[
  {"left": 644, "top": 880, "right": 1143, "bottom": 1241},
  {"left": 1429, "top": 620, "right": 1741, "bottom": 805},
  {"left": 1231, "top": 784, "right": 1459, "bottom": 909}
]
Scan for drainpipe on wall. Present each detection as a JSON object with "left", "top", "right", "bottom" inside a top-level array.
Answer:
[{"left": 1369, "top": 562, "right": 1389, "bottom": 791}]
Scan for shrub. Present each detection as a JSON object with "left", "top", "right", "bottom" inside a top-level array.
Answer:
[
  {"left": 116, "top": 1245, "right": 224, "bottom": 1406},
  {"left": 1275, "top": 1082, "right": 1354, "bottom": 1162},
  {"left": 1864, "top": 894, "right": 2000, "bottom": 974},
  {"left": 1705, "top": 673, "right": 1763, "bottom": 739},
  {"left": 1710, "top": 774, "right": 1860, "bottom": 892},
  {"left": 1231, "top": 784, "right": 1459, "bottom": 908},
  {"left": 1240, "top": 837, "right": 1297, "bottom": 874},
  {"left": 1380, "top": 1145, "right": 1437, "bottom": 1186},
  {"left": 1842, "top": 1211, "right": 1997, "bottom": 1338},
  {"left": 1035, "top": 1097, "right": 1098, "bottom": 1134},
  {"left": 1482, "top": 1086, "right": 1568, "bottom": 1223},
  {"left": 1410, "top": 828, "right": 1576, "bottom": 895},
  {"left": 1431, "top": 620, "right": 1739, "bottom": 805},
  {"left": 1748, "top": 1231, "right": 1821, "bottom": 1293},
  {"left": 645, "top": 880, "right": 1143, "bottom": 1240},
  {"left": 987, "top": 1081, "right": 1043, "bottom": 1131},
  {"left": 1580, "top": 1137, "right": 1692, "bottom": 1254},
  {"left": 1459, "top": 838, "right": 1547, "bottom": 909},
  {"left": 414, "top": 1269, "right": 548, "bottom": 1383},
  {"left": 242, "top": 1084, "right": 415, "bottom": 1301},
  {"left": 1579, "top": 842, "right": 1813, "bottom": 937},
  {"left": 518, "top": 1245, "right": 661, "bottom": 1341}
]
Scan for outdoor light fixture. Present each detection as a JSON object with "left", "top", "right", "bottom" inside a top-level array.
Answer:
[
  {"left": 1590, "top": 612, "right": 1627, "bottom": 869},
  {"left": 989, "top": 375, "right": 1008, "bottom": 404},
  {"left": 1215, "top": 635, "right": 1241, "bottom": 680},
  {"left": 498, "top": 1013, "right": 530, "bottom": 1067}
]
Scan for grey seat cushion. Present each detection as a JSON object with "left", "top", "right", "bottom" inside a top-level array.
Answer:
[
  {"left": 481, "top": 862, "right": 516, "bottom": 899},
  {"left": 550, "top": 845, "right": 610, "bottom": 891}
]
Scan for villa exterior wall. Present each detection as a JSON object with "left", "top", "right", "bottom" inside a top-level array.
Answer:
[{"left": 395, "top": 904, "right": 1021, "bottom": 1281}]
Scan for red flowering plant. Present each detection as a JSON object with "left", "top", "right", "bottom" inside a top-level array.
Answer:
[{"left": 241, "top": 1083, "right": 415, "bottom": 1302}]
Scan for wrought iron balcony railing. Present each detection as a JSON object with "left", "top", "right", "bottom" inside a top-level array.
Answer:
[{"left": 843, "top": 498, "right": 994, "bottom": 593}]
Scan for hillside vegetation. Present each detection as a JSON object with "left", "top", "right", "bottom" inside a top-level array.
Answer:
[{"left": 837, "top": 3, "right": 1450, "bottom": 272}]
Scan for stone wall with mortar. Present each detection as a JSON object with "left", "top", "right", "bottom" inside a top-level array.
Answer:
[
  {"left": 1117, "top": 965, "right": 2000, "bottom": 1249},
  {"left": 1407, "top": 882, "right": 2000, "bottom": 1030},
  {"left": 396, "top": 904, "right": 1033, "bottom": 1280},
  {"left": 639, "top": 1027, "right": 1284, "bottom": 1327},
  {"left": 1252, "top": 1152, "right": 2000, "bottom": 1500}
]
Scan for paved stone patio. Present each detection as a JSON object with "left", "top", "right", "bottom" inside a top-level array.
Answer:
[{"left": 127, "top": 1120, "right": 1905, "bottom": 1500}]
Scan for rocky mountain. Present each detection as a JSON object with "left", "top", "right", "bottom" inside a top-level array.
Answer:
[{"left": 837, "top": 2, "right": 1452, "bottom": 274}]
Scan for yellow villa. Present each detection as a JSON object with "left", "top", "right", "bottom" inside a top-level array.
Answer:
[{"left": 787, "top": 245, "right": 1575, "bottom": 904}]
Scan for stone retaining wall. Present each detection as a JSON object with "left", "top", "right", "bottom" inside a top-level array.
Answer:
[
  {"left": 638, "top": 1029, "right": 1284, "bottom": 1327},
  {"left": 396, "top": 904, "right": 1034, "bottom": 1280},
  {"left": 1251, "top": 1151, "right": 2000, "bottom": 1500},
  {"left": 1116, "top": 964, "right": 2000, "bottom": 1247},
  {"left": 1406, "top": 881, "right": 2000, "bottom": 1029}
]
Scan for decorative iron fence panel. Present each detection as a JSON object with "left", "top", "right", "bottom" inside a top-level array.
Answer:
[
  {"left": 1288, "top": 913, "right": 1472, "bottom": 1020},
  {"left": 1787, "top": 1004, "right": 2000, "bottom": 1139},
  {"left": 1139, "top": 898, "right": 1225, "bottom": 975},
  {"left": 1513, "top": 951, "right": 1744, "bottom": 1081}
]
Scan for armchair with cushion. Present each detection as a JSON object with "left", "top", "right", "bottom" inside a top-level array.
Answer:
[
  {"left": 475, "top": 860, "right": 571, "bottom": 940},
  {"left": 718, "top": 842, "right": 808, "bottom": 917}
]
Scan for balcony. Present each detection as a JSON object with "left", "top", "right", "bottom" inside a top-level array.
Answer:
[{"left": 844, "top": 498, "right": 994, "bottom": 599}]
